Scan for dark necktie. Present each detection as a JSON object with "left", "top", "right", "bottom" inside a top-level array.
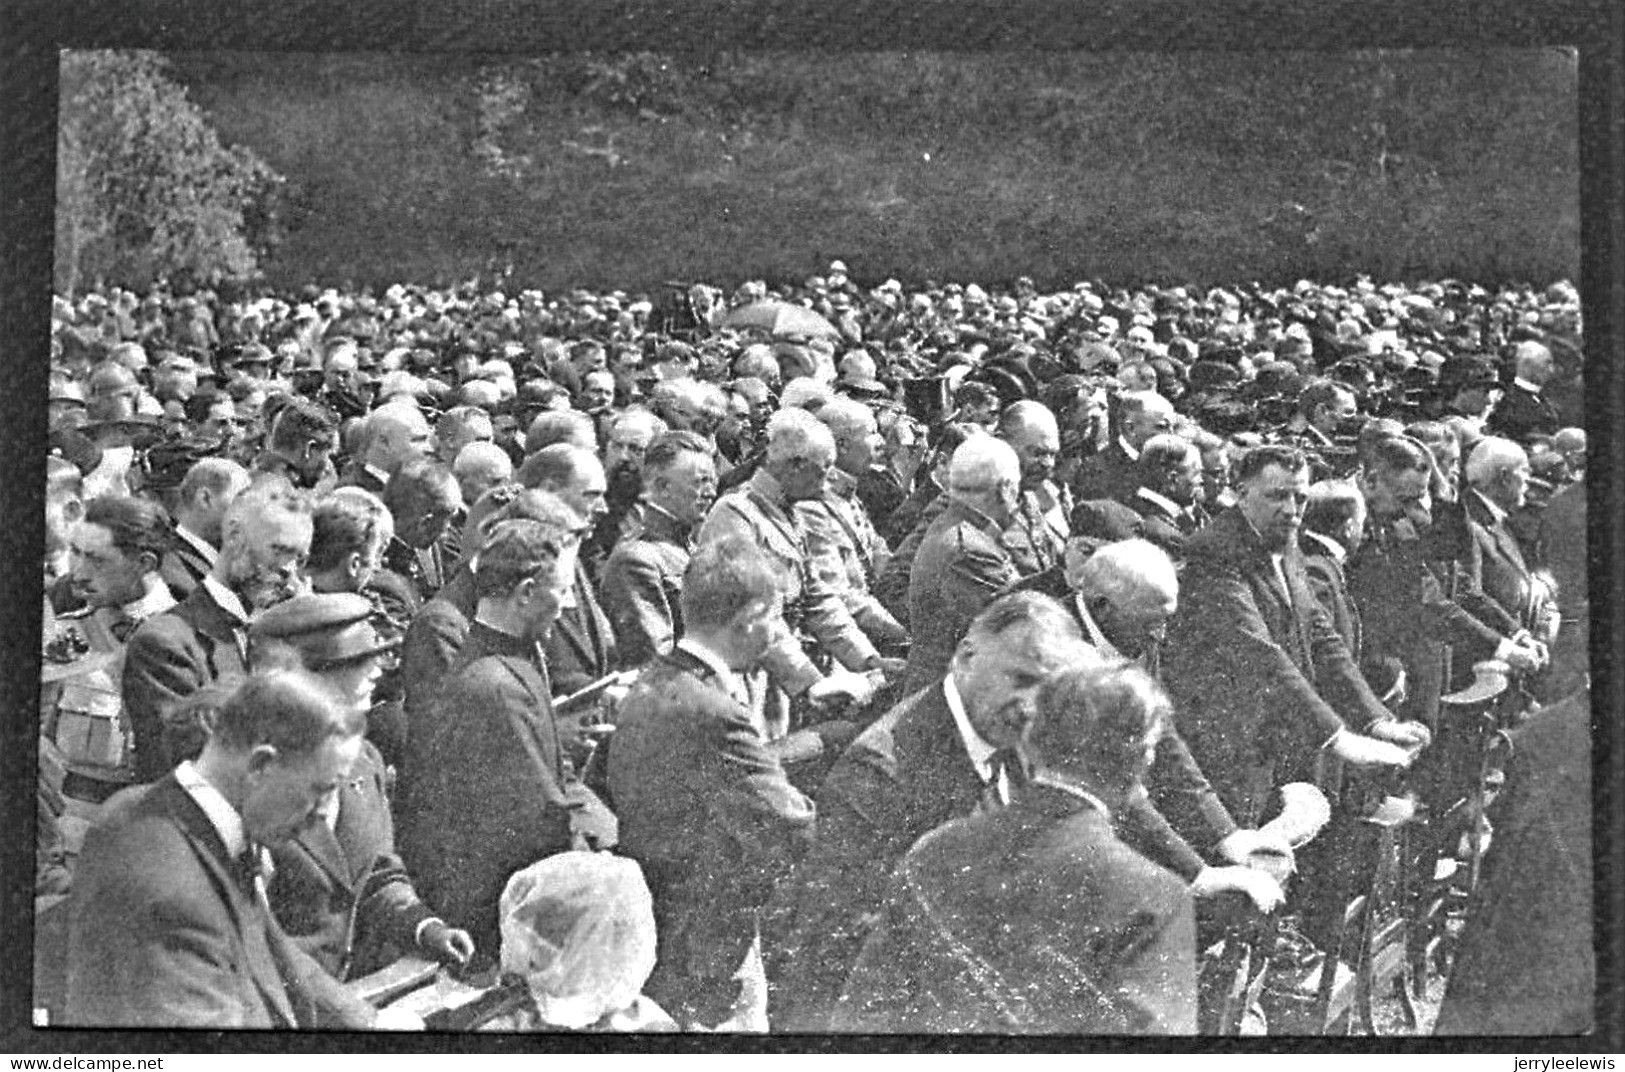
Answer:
[{"left": 980, "top": 747, "right": 1029, "bottom": 812}]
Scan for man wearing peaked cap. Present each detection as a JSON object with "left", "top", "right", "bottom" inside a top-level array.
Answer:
[{"left": 248, "top": 593, "right": 476, "bottom": 981}]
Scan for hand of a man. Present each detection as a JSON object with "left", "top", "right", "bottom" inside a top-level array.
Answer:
[
  {"left": 1190, "top": 865, "right": 1286, "bottom": 913},
  {"left": 871, "top": 656, "right": 907, "bottom": 679},
  {"left": 373, "top": 1004, "right": 426, "bottom": 1031},
  {"left": 419, "top": 919, "right": 475, "bottom": 967},
  {"left": 1367, "top": 719, "right": 1432, "bottom": 750},
  {"left": 1330, "top": 729, "right": 1413, "bottom": 769},
  {"left": 1502, "top": 640, "right": 1543, "bottom": 673},
  {"left": 807, "top": 668, "right": 877, "bottom": 710},
  {"left": 1214, "top": 828, "right": 1295, "bottom": 870}
]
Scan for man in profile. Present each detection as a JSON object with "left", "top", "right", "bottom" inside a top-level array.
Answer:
[
  {"left": 124, "top": 477, "right": 313, "bottom": 782},
  {"left": 769, "top": 591, "right": 1091, "bottom": 1031},
  {"left": 66, "top": 670, "right": 403, "bottom": 1029},
  {"left": 834, "top": 661, "right": 1197, "bottom": 1033},
  {"left": 609, "top": 536, "right": 816, "bottom": 1029}
]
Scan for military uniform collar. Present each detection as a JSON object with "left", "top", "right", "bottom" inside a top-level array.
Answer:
[
  {"left": 947, "top": 496, "right": 1005, "bottom": 536},
  {"left": 639, "top": 500, "right": 694, "bottom": 545},
  {"left": 747, "top": 467, "right": 790, "bottom": 512}
]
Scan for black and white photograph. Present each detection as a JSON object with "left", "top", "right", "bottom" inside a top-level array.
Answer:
[{"left": 4, "top": 7, "right": 1621, "bottom": 1052}]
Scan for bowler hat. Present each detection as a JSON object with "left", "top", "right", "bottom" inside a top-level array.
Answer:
[{"left": 249, "top": 593, "right": 398, "bottom": 671}]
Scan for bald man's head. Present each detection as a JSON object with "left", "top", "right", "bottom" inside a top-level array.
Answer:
[
  {"left": 453, "top": 440, "right": 514, "bottom": 507},
  {"left": 997, "top": 400, "right": 1061, "bottom": 489},
  {"left": 363, "top": 403, "right": 433, "bottom": 475}
]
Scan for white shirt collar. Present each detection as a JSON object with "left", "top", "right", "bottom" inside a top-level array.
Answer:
[
  {"left": 119, "top": 576, "right": 177, "bottom": 622},
  {"left": 1512, "top": 376, "right": 1543, "bottom": 395},
  {"left": 1134, "top": 485, "right": 1183, "bottom": 520},
  {"left": 201, "top": 575, "right": 251, "bottom": 625},
  {"left": 1073, "top": 596, "right": 1123, "bottom": 661},
  {"left": 1301, "top": 529, "right": 1347, "bottom": 565},
  {"left": 1118, "top": 435, "right": 1141, "bottom": 462},
  {"left": 364, "top": 462, "right": 393, "bottom": 487},
  {"left": 173, "top": 759, "right": 248, "bottom": 858},
  {"left": 174, "top": 524, "right": 219, "bottom": 568},
  {"left": 1028, "top": 771, "right": 1111, "bottom": 819},
  {"left": 676, "top": 636, "right": 743, "bottom": 702},
  {"left": 943, "top": 674, "right": 997, "bottom": 783}
]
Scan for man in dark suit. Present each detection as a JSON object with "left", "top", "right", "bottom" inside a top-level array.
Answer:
[
  {"left": 396, "top": 490, "right": 583, "bottom": 747},
  {"left": 1486, "top": 340, "right": 1562, "bottom": 447},
  {"left": 608, "top": 536, "right": 817, "bottom": 1029},
  {"left": 124, "top": 478, "right": 313, "bottom": 782},
  {"left": 66, "top": 671, "right": 394, "bottom": 1028},
  {"left": 1298, "top": 479, "right": 1368, "bottom": 659},
  {"left": 1070, "top": 389, "right": 1176, "bottom": 504},
  {"left": 1161, "top": 445, "right": 1425, "bottom": 826},
  {"left": 767, "top": 591, "right": 1091, "bottom": 1031},
  {"left": 248, "top": 594, "right": 474, "bottom": 980},
  {"left": 1463, "top": 436, "right": 1547, "bottom": 647},
  {"left": 1435, "top": 686, "right": 1593, "bottom": 1034},
  {"left": 160, "top": 456, "right": 250, "bottom": 600},
  {"left": 834, "top": 661, "right": 1197, "bottom": 1033},
  {"left": 1435, "top": 492, "right": 1592, "bottom": 1035},
  {"left": 379, "top": 459, "right": 463, "bottom": 607},
  {"left": 339, "top": 401, "right": 433, "bottom": 497},
  {"left": 1071, "top": 433, "right": 1204, "bottom": 563},
  {"left": 600, "top": 431, "right": 718, "bottom": 668},
  {"left": 397, "top": 519, "right": 587, "bottom": 954},
  {"left": 514, "top": 443, "right": 623, "bottom": 694},
  {"left": 1348, "top": 435, "right": 1542, "bottom": 730},
  {"left": 900, "top": 435, "right": 1025, "bottom": 696},
  {"left": 1056, "top": 538, "right": 1289, "bottom": 906}
]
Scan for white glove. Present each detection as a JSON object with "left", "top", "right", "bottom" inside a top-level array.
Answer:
[
  {"left": 1329, "top": 729, "right": 1413, "bottom": 769},
  {"left": 1191, "top": 865, "right": 1286, "bottom": 913}
]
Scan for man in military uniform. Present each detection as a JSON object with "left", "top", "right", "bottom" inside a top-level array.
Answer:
[
  {"left": 799, "top": 397, "right": 908, "bottom": 653},
  {"left": 698, "top": 408, "right": 895, "bottom": 743},
  {"left": 995, "top": 400, "right": 1071, "bottom": 577},
  {"left": 54, "top": 496, "right": 179, "bottom": 801}
]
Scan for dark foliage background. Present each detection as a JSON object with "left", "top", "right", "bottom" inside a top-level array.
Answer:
[{"left": 85, "top": 48, "right": 1580, "bottom": 292}]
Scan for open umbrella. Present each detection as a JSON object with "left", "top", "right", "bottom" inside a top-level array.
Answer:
[{"left": 721, "top": 300, "right": 840, "bottom": 340}]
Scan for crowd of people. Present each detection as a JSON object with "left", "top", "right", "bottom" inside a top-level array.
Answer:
[{"left": 36, "top": 262, "right": 1592, "bottom": 1034}]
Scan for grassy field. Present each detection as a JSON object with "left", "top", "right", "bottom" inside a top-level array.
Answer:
[{"left": 164, "top": 49, "right": 1581, "bottom": 291}]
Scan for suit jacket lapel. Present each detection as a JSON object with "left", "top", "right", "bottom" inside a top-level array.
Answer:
[
  {"left": 292, "top": 816, "right": 355, "bottom": 892},
  {"left": 161, "top": 777, "right": 298, "bottom": 1027},
  {"left": 179, "top": 585, "right": 251, "bottom": 677}
]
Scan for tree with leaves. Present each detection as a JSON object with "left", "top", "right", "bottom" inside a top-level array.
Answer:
[{"left": 55, "top": 50, "right": 283, "bottom": 296}]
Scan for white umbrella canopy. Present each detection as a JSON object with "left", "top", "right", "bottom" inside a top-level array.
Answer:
[{"left": 720, "top": 300, "right": 841, "bottom": 340}]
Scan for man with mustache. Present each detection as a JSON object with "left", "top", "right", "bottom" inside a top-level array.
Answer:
[
  {"left": 601, "top": 431, "right": 720, "bottom": 668},
  {"left": 124, "top": 476, "right": 313, "bottom": 782}
]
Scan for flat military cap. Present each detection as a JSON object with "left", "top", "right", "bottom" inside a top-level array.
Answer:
[{"left": 249, "top": 592, "right": 398, "bottom": 671}]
